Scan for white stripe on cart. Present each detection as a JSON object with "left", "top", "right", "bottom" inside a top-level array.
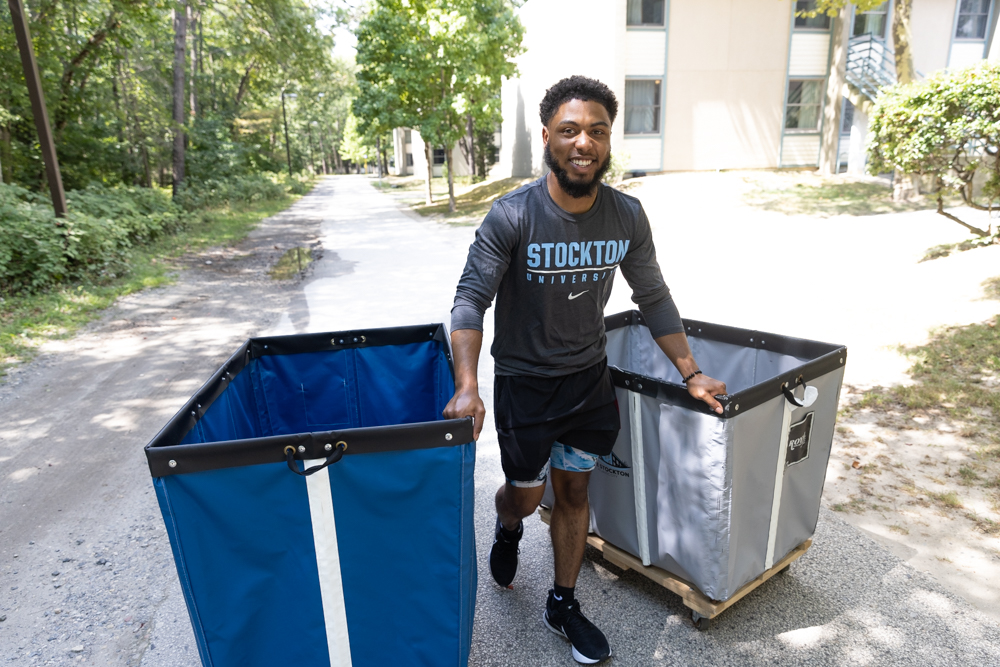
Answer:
[{"left": 305, "top": 461, "right": 353, "bottom": 667}]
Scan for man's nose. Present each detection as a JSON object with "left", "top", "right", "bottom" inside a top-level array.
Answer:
[{"left": 574, "top": 132, "right": 593, "bottom": 151}]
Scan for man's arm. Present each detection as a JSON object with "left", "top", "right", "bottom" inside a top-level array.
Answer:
[
  {"left": 443, "top": 329, "right": 487, "bottom": 439},
  {"left": 655, "top": 332, "right": 727, "bottom": 414}
]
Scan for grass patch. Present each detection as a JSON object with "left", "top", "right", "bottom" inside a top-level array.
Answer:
[
  {"left": 958, "top": 466, "right": 981, "bottom": 485},
  {"left": 857, "top": 278, "right": 1000, "bottom": 447},
  {"left": 889, "top": 524, "right": 910, "bottom": 535},
  {"left": 922, "top": 235, "right": 1000, "bottom": 262},
  {"left": 965, "top": 512, "right": 1000, "bottom": 535},
  {"left": 412, "top": 177, "right": 532, "bottom": 221},
  {"left": 1, "top": 196, "right": 298, "bottom": 376},
  {"left": 741, "top": 175, "right": 953, "bottom": 217},
  {"left": 926, "top": 489, "right": 964, "bottom": 509},
  {"left": 269, "top": 247, "right": 314, "bottom": 280}
]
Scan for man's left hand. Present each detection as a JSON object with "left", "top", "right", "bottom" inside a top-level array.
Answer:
[{"left": 686, "top": 374, "right": 727, "bottom": 415}]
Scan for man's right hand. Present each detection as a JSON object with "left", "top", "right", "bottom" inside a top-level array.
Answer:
[
  {"left": 443, "top": 387, "right": 485, "bottom": 440},
  {"left": 444, "top": 328, "right": 486, "bottom": 440}
]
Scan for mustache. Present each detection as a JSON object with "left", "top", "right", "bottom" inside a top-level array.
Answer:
[{"left": 543, "top": 144, "right": 611, "bottom": 199}]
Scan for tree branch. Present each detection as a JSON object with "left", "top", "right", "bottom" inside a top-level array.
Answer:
[
  {"left": 234, "top": 61, "right": 257, "bottom": 110},
  {"left": 937, "top": 193, "right": 990, "bottom": 237},
  {"left": 56, "top": 10, "right": 122, "bottom": 127}
]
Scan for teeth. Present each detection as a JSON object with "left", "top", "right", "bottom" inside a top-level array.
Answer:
[{"left": 571, "top": 159, "right": 593, "bottom": 166}]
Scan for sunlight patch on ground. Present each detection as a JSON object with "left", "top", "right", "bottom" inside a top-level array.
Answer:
[{"left": 777, "top": 624, "right": 837, "bottom": 648}]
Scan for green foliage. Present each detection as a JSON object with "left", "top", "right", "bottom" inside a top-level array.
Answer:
[
  {"left": 0, "top": 174, "right": 308, "bottom": 294},
  {"left": 353, "top": 0, "right": 524, "bottom": 188},
  {"left": 868, "top": 61, "right": 1000, "bottom": 237},
  {"left": 0, "top": 0, "right": 348, "bottom": 188}
]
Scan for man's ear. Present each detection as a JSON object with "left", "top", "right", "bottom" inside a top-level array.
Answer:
[{"left": 541, "top": 125, "right": 549, "bottom": 146}]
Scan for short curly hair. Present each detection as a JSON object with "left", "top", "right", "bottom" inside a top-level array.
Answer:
[{"left": 539, "top": 76, "right": 618, "bottom": 127}]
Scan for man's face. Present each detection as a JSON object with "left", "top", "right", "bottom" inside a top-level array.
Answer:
[{"left": 542, "top": 98, "right": 613, "bottom": 199}]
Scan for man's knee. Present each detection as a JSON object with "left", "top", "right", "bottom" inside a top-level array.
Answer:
[
  {"left": 551, "top": 470, "right": 590, "bottom": 510},
  {"left": 498, "top": 482, "right": 544, "bottom": 519}
]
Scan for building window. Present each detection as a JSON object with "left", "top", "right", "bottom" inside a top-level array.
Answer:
[
  {"left": 853, "top": 1, "right": 888, "bottom": 38},
  {"left": 624, "top": 79, "right": 661, "bottom": 134},
  {"left": 404, "top": 129, "right": 412, "bottom": 144},
  {"left": 433, "top": 148, "right": 446, "bottom": 165},
  {"left": 785, "top": 79, "right": 824, "bottom": 132},
  {"left": 794, "top": 0, "right": 831, "bottom": 30},
  {"left": 955, "top": 0, "right": 991, "bottom": 39},
  {"left": 626, "top": 0, "right": 664, "bottom": 26},
  {"left": 841, "top": 98, "right": 855, "bottom": 134},
  {"left": 406, "top": 153, "right": 414, "bottom": 167}
]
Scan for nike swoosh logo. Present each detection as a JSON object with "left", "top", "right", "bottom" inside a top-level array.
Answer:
[{"left": 568, "top": 291, "right": 589, "bottom": 300}]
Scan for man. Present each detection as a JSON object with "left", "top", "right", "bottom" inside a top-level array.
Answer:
[{"left": 444, "top": 76, "right": 725, "bottom": 664}]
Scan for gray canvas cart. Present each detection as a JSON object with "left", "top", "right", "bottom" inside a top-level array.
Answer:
[{"left": 543, "top": 310, "right": 847, "bottom": 630}]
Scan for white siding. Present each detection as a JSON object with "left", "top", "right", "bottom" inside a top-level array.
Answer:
[
  {"left": 949, "top": 41, "right": 987, "bottom": 69},
  {"left": 622, "top": 136, "right": 662, "bottom": 170},
  {"left": 781, "top": 134, "right": 821, "bottom": 166},
  {"left": 625, "top": 30, "right": 666, "bottom": 76},
  {"left": 788, "top": 33, "right": 831, "bottom": 76}
]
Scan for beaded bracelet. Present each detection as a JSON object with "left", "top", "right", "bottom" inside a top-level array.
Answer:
[{"left": 682, "top": 370, "right": 703, "bottom": 383}]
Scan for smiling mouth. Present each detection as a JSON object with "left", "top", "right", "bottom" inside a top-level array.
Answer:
[{"left": 570, "top": 158, "right": 594, "bottom": 168}]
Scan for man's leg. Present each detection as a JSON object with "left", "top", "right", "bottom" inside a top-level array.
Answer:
[
  {"left": 542, "top": 443, "right": 610, "bottom": 664},
  {"left": 548, "top": 467, "right": 591, "bottom": 588},
  {"left": 490, "top": 465, "right": 549, "bottom": 589},
  {"left": 496, "top": 481, "right": 546, "bottom": 531}
]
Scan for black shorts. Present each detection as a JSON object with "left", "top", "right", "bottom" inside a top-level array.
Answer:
[{"left": 494, "top": 359, "right": 621, "bottom": 483}]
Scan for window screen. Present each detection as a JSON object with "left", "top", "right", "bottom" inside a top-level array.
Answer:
[
  {"left": 627, "top": 0, "right": 664, "bottom": 26},
  {"left": 624, "top": 80, "right": 661, "bottom": 135},
  {"left": 433, "top": 148, "right": 446, "bottom": 166},
  {"left": 794, "top": 0, "right": 831, "bottom": 30},
  {"left": 785, "top": 80, "right": 824, "bottom": 132},
  {"left": 955, "top": 0, "right": 991, "bottom": 39}
]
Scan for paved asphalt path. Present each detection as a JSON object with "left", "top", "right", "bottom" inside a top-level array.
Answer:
[{"left": 2, "top": 175, "right": 999, "bottom": 666}]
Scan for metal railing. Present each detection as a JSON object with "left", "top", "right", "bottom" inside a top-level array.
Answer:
[{"left": 845, "top": 34, "right": 896, "bottom": 101}]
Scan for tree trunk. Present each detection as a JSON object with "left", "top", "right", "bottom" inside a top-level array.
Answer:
[
  {"left": 188, "top": 5, "right": 197, "bottom": 120},
  {"left": 317, "top": 130, "right": 329, "bottom": 174},
  {"left": 281, "top": 90, "right": 292, "bottom": 176},
  {"left": 0, "top": 126, "right": 10, "bottom": 183},
  {"left": 891, "top": 0, "right": 919, "bottom": 201},
  {"left": 171, "top": 1, "right": 187, "bottom": 198},
  {"left": 424, "top": 141, "right": 433, "bottom": 205},
  {"left": 307, "top": 125, "right": 316, "bottom": 174},
  {"left": 445, "top": 145, "right": 456, "bottom": 213},
  {"left": 891, "top": 0, "right": 915, "bottom": 86},
  {"left": 375, "top": 135, "right": 382, "bottom": 178},
  {"left": 467, "top": 113, "right": 476, "bottom": 180}
]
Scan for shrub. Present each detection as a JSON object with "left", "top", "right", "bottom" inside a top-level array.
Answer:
[
  {"left": 1, "top": 173, "right": 308, "bottom": 294},
  {"left": 868, "top": 61, "right": 1000, "bottom": 238}
]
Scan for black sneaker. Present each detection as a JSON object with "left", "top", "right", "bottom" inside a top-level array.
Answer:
[
  {"left": 543, "top": 591, "right": 611, "bottom": 664},
  {"left": 489, "top": 516, "right": 522, "bottom": 588}
]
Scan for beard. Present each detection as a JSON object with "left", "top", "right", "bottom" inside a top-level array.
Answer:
[{"left": 544, "top": 144, "right": 612, "bottom": 199}]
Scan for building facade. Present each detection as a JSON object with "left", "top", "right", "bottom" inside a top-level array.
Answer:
[{"left": 493, "top": 0, "right": 1000, "bottom": 178}]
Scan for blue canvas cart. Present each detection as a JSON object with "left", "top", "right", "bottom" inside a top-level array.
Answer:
[{"left": 144, "top": 324, "right": 476, "bottom": 667}]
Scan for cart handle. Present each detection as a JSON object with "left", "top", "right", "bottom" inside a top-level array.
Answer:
[
  {"left": 781, "top": 376, "right": 818, "bottom": 408},
  {"left": 284, "top": 441, "right": 348, "bottom": 476}
]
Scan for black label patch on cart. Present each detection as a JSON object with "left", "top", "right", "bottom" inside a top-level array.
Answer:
[{"left": 786, "top": 412, "right": 814, "bottom": 467}]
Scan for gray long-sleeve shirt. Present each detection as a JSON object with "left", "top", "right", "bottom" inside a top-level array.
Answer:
[{"left": 451, "top": 176, "right": 683, "bottom": 377}]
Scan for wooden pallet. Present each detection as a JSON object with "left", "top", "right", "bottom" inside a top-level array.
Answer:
[{"left": 538, "top": 507, "right": 811, "bottom": 630}]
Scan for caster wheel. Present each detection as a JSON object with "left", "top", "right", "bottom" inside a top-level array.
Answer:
[{"left": 691, "top": 611, "right": 710, "bottom": 631}]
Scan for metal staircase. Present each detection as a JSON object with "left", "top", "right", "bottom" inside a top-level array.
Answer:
[{"left": 845, "top": 34, "right": 896, "bottom": 101}]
